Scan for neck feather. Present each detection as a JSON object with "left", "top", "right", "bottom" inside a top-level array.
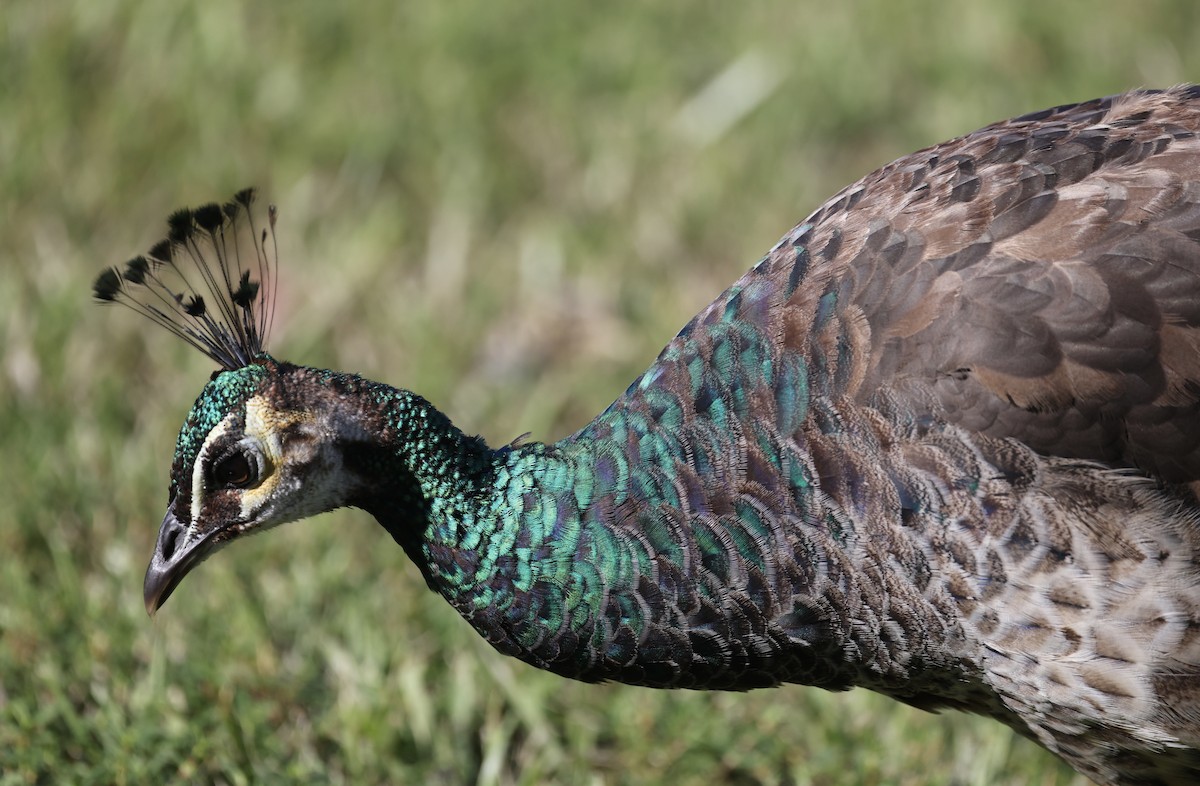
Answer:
[
  {"left": 325, "top": 375, "right": 498, "bottom": 561},
  {"left": 316, "top": 366, "right": 974, "bottom": 695}
]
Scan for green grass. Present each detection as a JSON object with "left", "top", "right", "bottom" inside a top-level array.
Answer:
[{"left": 4, "top": 1, "right": 1200, "bottom": 783}]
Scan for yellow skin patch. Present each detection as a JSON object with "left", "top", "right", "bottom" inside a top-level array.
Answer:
[{"left": 240, "top": 395, "right": 313, "bottom": 520}]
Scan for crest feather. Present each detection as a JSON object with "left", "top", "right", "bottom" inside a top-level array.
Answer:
[{"left": 92, "top": 188, "right": 278, "bottom": 370}]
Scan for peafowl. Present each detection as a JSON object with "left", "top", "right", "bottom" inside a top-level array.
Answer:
[{"left": 96, "top": 87, "right": 1200, "bottom": 785}]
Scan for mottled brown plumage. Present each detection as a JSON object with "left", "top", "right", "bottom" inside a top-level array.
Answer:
[
  {"left": 671, "top": 85, "right": 1200, "bottom": 784},
  {"left": 808, "top": 88, "right": 1200, "bottom": 485},
  {"left": 645, "top": 86, "right": 1200, "bottom": 783}
]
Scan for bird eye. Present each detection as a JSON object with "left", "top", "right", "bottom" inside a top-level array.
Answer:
[{"left": 213, "top": 452, "right": 255, "bottom": 489}]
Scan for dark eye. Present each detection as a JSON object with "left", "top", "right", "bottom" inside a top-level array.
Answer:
[{"left": 213, "top": 452, "right": 255, "bottom": 489}]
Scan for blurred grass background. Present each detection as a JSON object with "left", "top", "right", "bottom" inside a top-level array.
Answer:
[{"left": 3, "top": 1, "right": 1200, "bottom": 783}]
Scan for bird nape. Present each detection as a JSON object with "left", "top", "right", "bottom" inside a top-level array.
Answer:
[{"left": 97, "top": 87, "right": 1200, "bottom": 786}]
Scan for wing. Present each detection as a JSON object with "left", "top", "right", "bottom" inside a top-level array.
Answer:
[
  {"left": 666, "top": 86, "right": 1200, "bottom": 484},
  {"left": 851, "top": 87, "right": 1200, "bottom": 483}
]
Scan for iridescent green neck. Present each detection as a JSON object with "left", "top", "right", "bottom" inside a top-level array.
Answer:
[
  {"left": 329, "top": 375, "right": 658, "bottom": 680},
  {"left": 329, "top": 366, "right": 974, "bottom": 693},
  {"left": 329, "top": 377, "right": 500, "bottom": 567},
  {"left": 334, "top": 374, "right": 823, "bottom": 688}
]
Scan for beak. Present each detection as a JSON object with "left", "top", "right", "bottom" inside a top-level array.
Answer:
[{"left": 143, "top": 507, "right": 215, "bottom": 616}]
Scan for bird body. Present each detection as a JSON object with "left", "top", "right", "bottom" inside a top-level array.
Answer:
[{"left": 99, "top": 87, "right": 1200, "bottom": 785}]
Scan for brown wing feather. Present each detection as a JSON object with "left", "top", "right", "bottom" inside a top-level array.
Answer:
[{"left": 786, "top": 86, "right": 1200, "bottom": 483}]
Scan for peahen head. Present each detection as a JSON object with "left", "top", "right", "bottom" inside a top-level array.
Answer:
[
  {"left": 94, "top": 190, "right": 371, "bottom": 613},
  {"left": 143, "top": 355, "right": 388, "bottom": 613}
]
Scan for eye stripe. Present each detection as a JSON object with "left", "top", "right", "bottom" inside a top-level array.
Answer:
[{"left": 190, "top": 413, "right": 237, "bottom": 534}]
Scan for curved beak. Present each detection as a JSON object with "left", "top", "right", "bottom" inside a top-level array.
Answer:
[{"left": 143, "top": 507, "right": 215, "bottom": 616}]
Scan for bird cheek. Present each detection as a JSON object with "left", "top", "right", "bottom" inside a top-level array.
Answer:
[{"left": 192, "top": 490, "right": 245, "bottom": 537}]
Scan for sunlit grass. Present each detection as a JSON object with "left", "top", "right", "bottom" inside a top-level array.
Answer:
[{"left": 4, "top": 1, "right": 1199, "bottom": 782}]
